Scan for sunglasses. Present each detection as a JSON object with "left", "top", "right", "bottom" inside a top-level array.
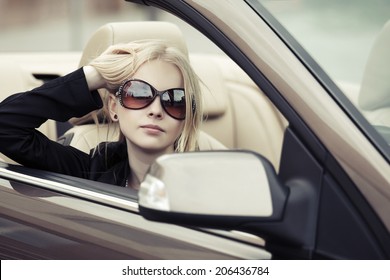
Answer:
[{"left": 115, "top": 79, "right": 186, "bottom": 120}]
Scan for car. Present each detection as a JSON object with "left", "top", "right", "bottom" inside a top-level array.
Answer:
[{"left": 0, "top": 0, "right": 389, "bottom": 260}]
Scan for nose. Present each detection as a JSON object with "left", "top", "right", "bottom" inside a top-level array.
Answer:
[{"left": 146, "top": 96, "right": 164, "bottom": 119}]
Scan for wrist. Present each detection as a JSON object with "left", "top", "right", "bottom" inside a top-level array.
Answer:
[{"left": 83, "top": 66, "right": 105, "bottom": 91}]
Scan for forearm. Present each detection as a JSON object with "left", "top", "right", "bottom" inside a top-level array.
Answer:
[
  {"left": 0, "top": 67, "right": 102, "bottom": 168},
  {"left": 0, "top": 68, "right": 103, "bottom": 151},
  {"left": 0, "top": 68, "right": 102, "bottom": 126}
]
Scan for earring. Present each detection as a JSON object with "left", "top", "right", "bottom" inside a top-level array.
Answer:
[{"left": 113, "top": 114, "right": 118, "bottom": 120}]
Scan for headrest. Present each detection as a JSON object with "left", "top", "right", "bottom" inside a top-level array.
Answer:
[
  {"left": 359, "top": 20, "right": 390, "bottom": 111},
  {"left": 79, "top": 21, "right": 188, "bottom": 67}
]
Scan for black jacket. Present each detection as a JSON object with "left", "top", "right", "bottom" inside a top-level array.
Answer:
[{"left": 0, "top": 68, "right": 129, "bottom": 187}]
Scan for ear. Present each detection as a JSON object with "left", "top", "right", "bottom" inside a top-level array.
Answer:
[{"left": 108, "top": 94, "right": 119, "bottom": 122}]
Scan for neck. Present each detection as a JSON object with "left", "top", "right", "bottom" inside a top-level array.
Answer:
[{"left": 126, "top": 140, "right": 175, "bottom": 190}]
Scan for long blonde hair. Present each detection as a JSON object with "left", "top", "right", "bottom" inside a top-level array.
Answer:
[{"left": 89, "top": 40, "right": 202, "bottom": 152}]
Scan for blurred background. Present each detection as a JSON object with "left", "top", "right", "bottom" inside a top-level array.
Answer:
[
  {"left": 260, "top": 0, "right": 389, "bottom": 83},
  {"left": 0, "top": 0, "right": 221, "bottom": 53},
  {"left": 0, "top": 0, "right": 389, "bottom": 84}
]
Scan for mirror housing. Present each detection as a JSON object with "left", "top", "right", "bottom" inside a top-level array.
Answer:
[{"left": 139, "top": 151, "right": 288, "bottom": 228}]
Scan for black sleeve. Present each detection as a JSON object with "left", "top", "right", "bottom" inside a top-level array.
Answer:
[{"left": 0, "top": 68, "right": 103, "bottom": 178}]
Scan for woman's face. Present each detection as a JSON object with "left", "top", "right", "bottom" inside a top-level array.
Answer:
[{"left": 110, "top": 59, "right": 185, "bottom": 154}]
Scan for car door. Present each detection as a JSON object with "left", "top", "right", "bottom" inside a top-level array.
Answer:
[
  {"left": 130, "top": 0, "right": 390, "bottom": 259},
  {"left": 0, "top": 161, "right": 270, "bottom": 259}
]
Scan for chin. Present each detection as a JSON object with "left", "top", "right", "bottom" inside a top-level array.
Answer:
[{"left": 139, "top": 144, "right": 174, "bottom": 155}]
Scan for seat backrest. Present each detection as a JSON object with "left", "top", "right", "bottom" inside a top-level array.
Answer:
[
  {"left": 61, "top": 21, "right": 287, "bottom": 170},
  {"left": 190, "top": 54, "right": 287, "bottom": 168}
]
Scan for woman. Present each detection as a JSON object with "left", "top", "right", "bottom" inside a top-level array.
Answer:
[{"left": 0, "top": 40, "right": 203, "bottom": 189}]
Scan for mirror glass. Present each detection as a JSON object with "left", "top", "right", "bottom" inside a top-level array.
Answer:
[{"left": 139, "top": 151, "right": 273, "bottom": 217}]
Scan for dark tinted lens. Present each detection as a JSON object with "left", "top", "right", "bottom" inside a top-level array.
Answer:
[
  {"left": 161, "top": 89, "right": 186, "bottom": 120},
  {"left": 121, "top": 80, "right": 154, "bottom": 109}
]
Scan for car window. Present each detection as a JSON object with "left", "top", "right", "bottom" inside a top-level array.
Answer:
[{"left": 258, "top": 0, "right": 390, "bottom": 159}]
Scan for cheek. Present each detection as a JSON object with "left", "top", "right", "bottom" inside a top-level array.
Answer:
[
  {"left": 117, "top": 110, "right": 139, "bottom": 129},
  {"left": 171, "top": 121, "right": 185, "bottom": 139}
]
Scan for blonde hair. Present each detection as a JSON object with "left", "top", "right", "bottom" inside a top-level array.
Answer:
[{"left": 89, "top": 40, "right": 202, "bottom": 152}]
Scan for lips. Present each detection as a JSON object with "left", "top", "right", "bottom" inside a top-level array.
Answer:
[{"left": 140, "top": 124, "right": 165, "bottom": 132}]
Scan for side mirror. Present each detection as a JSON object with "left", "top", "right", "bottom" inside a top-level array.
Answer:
[
  {"left": 139, "top": 151, "right": 320, "bottom": 258},
  {"left": 138, "top": 151, "right": 288, "bottom": 228}
]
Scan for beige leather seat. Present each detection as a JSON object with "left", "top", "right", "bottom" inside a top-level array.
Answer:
[
  {"left": 60, "top": 21, "right": 287, "bottom": 170},
  {"left": 190, "top": 53, "right": 287, "bottom": 168},
  {"left": 0, "top": 58, "right": 42, "bottom": 100}
]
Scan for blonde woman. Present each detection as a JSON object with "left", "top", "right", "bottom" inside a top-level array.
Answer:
[{"left": 0, "top": 40, "right": 203, "bottom": 189}]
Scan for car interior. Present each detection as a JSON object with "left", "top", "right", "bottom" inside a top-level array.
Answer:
[{"left": 0, "top": 21, "right": 288, "bottom": 172}]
